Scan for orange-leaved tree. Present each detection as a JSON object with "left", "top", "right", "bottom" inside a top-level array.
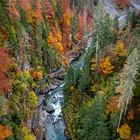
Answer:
[
  {"left": 19, "top": 0, "right": 33, "bottom": 11},
  {"left": 48, "top": 26, "right": 64, "bottom": 53},
  {"left": 114, "top": 0, "right": 130, "bottom": 9},
  {"left": 34, "top": 1, "right": 43, "bottom": 23},
  {"left": 59, "top": 0, "right": 71, "bottom": 50},
  {"left": 0, "top": 48, "right": 13, "bottom": 94},
  {"left": 44, "top": 0, "right": 56, "bottom": 23},
  {"left": 0, "top": 125, "right": 12, "bottom": 139},
  {"left": 7, "top": 0, "right": 19, "bottom": 18}
]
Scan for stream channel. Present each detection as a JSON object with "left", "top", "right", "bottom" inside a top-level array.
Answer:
[
  {"left": 43, "top": 1, "right": 140, "bottom": 139},
  {"left": 43, "top": 37, "right": 92, "bottom": 140},
  {"left": 44, "top": 83, "right": 66, "bottom": 140}
]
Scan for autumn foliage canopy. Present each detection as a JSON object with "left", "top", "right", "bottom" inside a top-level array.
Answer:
[
  {"left": 0, "top": 48, "right": 13, "bottom": 93},
  {"left": 0, "top": 125, "right": 12, "bottom": 139}
]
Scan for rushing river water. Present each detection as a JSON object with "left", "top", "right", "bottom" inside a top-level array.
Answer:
[
  {"left": 44, "top": 84, "right": 67, "bottom": 140},
  {"left": 42, "top": 1, "right": 140, "bottom": 140},
  {"left": 42, "top": 34, "right": 92, "bottom": 140},
  {"left": 43, "top": 36, "right": 92, "bottom": 140}
]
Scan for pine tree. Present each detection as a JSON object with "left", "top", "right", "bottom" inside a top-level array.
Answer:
[
  {"left": 18, "top": 7, "right": 28, "bottom": 29},
  {"left": 80, "top": 94, "right": 110, "bottom": 140},
  {"left": 92, "top": 4, "right": 116, "bottom": 48},
  {"left": 56, "top": 0, "right": 62, "bottom": 19},
  {"left": 118, "top": 47, "right": 140, "bottom": 127},
  {"left": 34, "top": 23, "right": 43, "bottom": 66},
  {"left": 78, "top": 53, "right": 91, "bottom": 92},
  {"left": 64, "top": 66, "right": 74, "bottom": 94},
  {"left": 78, "top": 4, "right": 117, "bottom": 92}
]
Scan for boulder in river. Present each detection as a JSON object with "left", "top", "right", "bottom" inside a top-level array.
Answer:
[{"left": 46, "top": 106, "right": 55, "bottom": 113}]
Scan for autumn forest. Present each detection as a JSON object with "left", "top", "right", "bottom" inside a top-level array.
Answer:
[{"left": 0, "top": 0, "right": 140, "bottom": 140}]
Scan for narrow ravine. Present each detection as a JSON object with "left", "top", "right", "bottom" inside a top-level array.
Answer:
[
  {"left": 41, "top": 1, "right": 140, "bottom": 140},
  {"left": 42, "top": 36, "right": 92, "bottom": 140},
  {"left": 1, "top": 0, "right": 140, "bottom": 139}
]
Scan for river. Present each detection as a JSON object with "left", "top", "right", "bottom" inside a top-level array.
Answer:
[
  {"left": 43, "top": 83, "right": 66, "bottom": 140},
  {"left": 42, "top": 1, "right": 140, "bottom": 140}
]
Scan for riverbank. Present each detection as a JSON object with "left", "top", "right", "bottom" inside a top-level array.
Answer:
[{"left": 62, "top": 2, "right": 140, "bottom": 140}]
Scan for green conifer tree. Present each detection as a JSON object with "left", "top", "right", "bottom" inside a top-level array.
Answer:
[
  {"left": 78, "top": 54, "right": 91, "bottom": 92},
  {"left": 56, "top": 0, "right": 62, "bottom": 19},
  {"left": 80, "top": 94, "right": 110, "bottom": 140},
  {"left": 64, "top": 66, "right": 74, "bottom": 94}
]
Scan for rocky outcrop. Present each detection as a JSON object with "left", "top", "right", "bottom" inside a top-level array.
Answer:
[{"left": 101, "top": 0, "right": 140, "bottom": 27}]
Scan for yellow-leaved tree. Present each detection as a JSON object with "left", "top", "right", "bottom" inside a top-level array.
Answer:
[
  {"left": 117, "top": 124, "right": 131, "bottom": 140},
  {"left": 21, "top": 127, "right": 35, "bottom": 140},
  {"left": 100, "top": 56, "right": 114, "bottom": 76}
]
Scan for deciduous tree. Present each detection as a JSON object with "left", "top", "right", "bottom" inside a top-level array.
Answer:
[{"left": 0, "top": 48, "right": 13, "bottom": 93}]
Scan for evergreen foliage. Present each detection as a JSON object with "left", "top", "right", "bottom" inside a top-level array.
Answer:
[
  {"left": 118, "top": 47, "right": 140, "bottom": 127},
  {"left": 64, "top": 66, "right": 74, "bottom": 94},
  {"left": 80, "top": 94, "right": 110, "bottom": 140},
  {"left": 35, "top": 23, "right": 43, "bottom": 65},
  {"left": 78, "top": 54, "right": 91, "bottom": 92},
  {"left": 78, "top": 4, "right": 117, "bottom": 92},
  {"left": 93, "top": 6, "right": 116, "bottom": 47},
  {"left": 0, "top": 0, "right": 140, "bottom": 139},
  {"left": 56, "top": 0, "right": 62, "bottom": 19}
]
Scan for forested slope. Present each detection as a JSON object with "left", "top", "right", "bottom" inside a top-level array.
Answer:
[
  {"left": 63, "top": 1, "right": 140, "bottom": 140},
  {"left": 0, "top": 0, "right": 92, "bottom": 139},
  {"left": 0, "top": 0, "right": 140, "bottom": 140}
]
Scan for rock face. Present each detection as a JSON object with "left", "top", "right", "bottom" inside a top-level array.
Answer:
[
  {"left": 31, "top": 105, "right": 45, "bottom": 140},
  {"left": 101, "top": 0, "right": 140, "bottom": 26},
  {"left": 34, "top": 2, "right": 140, "bottom": 140}
]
